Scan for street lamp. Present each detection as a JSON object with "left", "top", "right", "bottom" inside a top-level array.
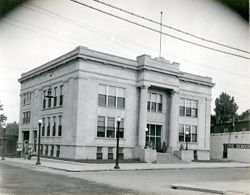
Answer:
[
  {"left": 185, "top": 130, "right": 190, "bottom": 150},
  {"left": 145, "top": 127, "right": 148, "bottom": 148},
  {"left": 1, "top": 123, "right": 6, "bottom": 160},
  {"left": 114, "top": 116, "right": 121, "bottom": 169},
  {"left": 36, "top": 120, "right": 42, "bottom": 165}
]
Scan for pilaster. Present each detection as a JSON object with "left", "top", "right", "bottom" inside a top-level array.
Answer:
[
  {"left": 169, "top": 89, "right": 180, "bottom": 152},
  {"left": 138, "top": 85, "right": 148, "bottom": 148}
]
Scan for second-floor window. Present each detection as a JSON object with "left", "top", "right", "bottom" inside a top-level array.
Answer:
[
  {"left": 42, "top": 118, "right": 45, "bottom": 136},
  {"left": 98, "top": 84, "right": 125, "bottom": 109},
  {"left": 52, "top": 116, "right": 56, "bottom": 136},
  {"left": 47, "top": 117, "right": 50, "bottom": 136},
  {"left": 59, "top": 85, "right": 63, "bottom": 106},
  {"left": 23, "top": 92, "right": 31, "bottom": 105},
  {"left": 22, "top": 111, "right": 31, "bottom": 124},
  {"left": 58, "top": 115, "right": 62, "bottom": 136},
  {"left": 180, "top": 98, "right": 198, "bottom": 117},
  {"left": 147, "top": 93, "right": 163, "bottom": 113}
]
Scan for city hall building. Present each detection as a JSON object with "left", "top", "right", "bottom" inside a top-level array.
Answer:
[{"left": 18, "top": 46, "right": 214, "bottom": 161}]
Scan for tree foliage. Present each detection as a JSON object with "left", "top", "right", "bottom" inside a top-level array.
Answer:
[
  {"left": 214, "top": 92, "right": 238, "bottom": 123},
  {"left": 238, "top": 109, "right": 250, "bottom": 121},
  {"left": 0, "top": 101, "right": 7, "bottom": 125}
]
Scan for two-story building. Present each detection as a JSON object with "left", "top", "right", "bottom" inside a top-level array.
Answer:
[{"left": 18, "top": 46, "right": 214, "bottom": 161}]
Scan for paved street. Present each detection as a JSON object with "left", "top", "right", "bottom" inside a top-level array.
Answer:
[
  {"left": 2, "top": 160, "right": 250, "bottom": 195},
  {"left": 67, "top": 167, "right": 250, "bottom": 194},
  {"left": 0, "top": 163, "right": 137, "bottom": 195}
]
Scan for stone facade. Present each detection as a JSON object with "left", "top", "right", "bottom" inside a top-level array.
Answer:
[{"left": 18, "top": 46, "right": 214, "bottom": 160}]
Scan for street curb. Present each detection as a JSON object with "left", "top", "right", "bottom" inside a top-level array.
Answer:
[
  {"left": 1, "top": 160, "right": 250, "bottom": 172},
  {"left": 172, "top": 184, "right": 223, "bottom": 194}
]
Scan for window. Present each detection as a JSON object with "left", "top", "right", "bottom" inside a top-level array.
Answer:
[
  {"left": 179, "top": 124, "right": 198, "bottom": 143},
  {"left": 47, "top": 117, "right": 50, "bottom": 136},
  {"left": 185, "top": 125, "right": 191, "bottom": 142},
  {"left": 40, "top": 145, "right": 43, "bottom": 155},
  {"left": 56, "top": 145, "right": 60, "bottom": 157},
  {"left": 97, "top": 116, "right": 105, "bottom": 137},
  {"left": 96, "top": 116, "right": 125, "bottom": 138},
  {"left": 147, "top": 93, "right": 163, "bottom": 113},
  {"left": 42, "top": 118, "right": 45, "bottom": 136},
  {"left": 118, "top": 147, "right": 124, "bottom": 160},
  {"left": 48, "top": 96, "right": 51, "bottom": 108},
  {"left": 58, "top": 115, "right": 62, "bottom": 136},
  {"left": 98, "top": 84, "right": 125, "bottom": 109},
  {"left": 96, "top": 147, "right": 102, "bottom": 159},
  {"left": 107, "top": 117, "right": 115, "bottom": 138},
  {"left": 191, "top": 100, "right": 198, "bottom": 117},
  {"left": 119, "top": 119, "right": 124, "bottom": 138},
  {"left": 179, "top": 98, "right": 198, "bottom": 118},
  {"left": 45, "top": 145, "right": 48, "bottom": 156},
  {"left": 54, "top": 87, "right": 57, "bottom": 107},
  {"left": 59, "top": 85, "right": 63, "bottom": 106},
  {"left": 50, "top": 145, "right": 54, "bottom": 156},
  {"left": 98, "top": 84, "right": 106, "bottom": 106},
  {"left": 52, "top": 116, "right": 56, "bottom": 136},
  {"left": 108, "top": 147, "right": 113, "bottom": 159},
  {"left": 191, "top": 126, "right": 197, "bottom": 142},
  {"left": 43, "top": 90, "right": 46, "bottom": 109},
  {"left": 179, "top": 124, "right": 184, "bottom": 142},
  {"left": 23, "top": 92, "right": 31, "bottom": 105},
  {"left": 108, "top": 86, "right": 116, "bottom": 107},
  {"left": 186, "top": 100, "right": 191, "bottom": 117},
  {"left": 117, "top": 87, "right": 125, "bottom": 108},
  {"left": 179, "top": 98, "right": 185, "bottom": 116},
  {"left": 22, "top": 111, "right": 31, "bottom": 124}
]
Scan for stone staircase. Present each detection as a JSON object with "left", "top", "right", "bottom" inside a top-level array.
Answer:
[{"left": 156, "top": 152, "right": 185, "bottom": 164}]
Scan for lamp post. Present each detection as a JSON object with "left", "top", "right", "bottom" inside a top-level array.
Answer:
[
  {"left": 185, "top": 130, "right": 190, "bottom": 150},
  {"left": 36, "top": 120, "right": 42, "bottom": 165},
  {"left": 114, "top": 116, "right": 121, "bottom": 169},
  {"left": 1, "top": 123, "right": 6, "bottom": 160},
  {"left": 145, "top": 127, "right": 148, "bottom": 148}
]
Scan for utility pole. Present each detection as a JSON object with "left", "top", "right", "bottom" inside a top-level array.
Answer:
[{"left": 159, "top": 11, "right": 163, "bottom": 58}]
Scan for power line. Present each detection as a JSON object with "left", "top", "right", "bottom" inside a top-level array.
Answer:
[
  {"left": 91, "top": 0, "right": 250, "bottom": 54},
  {"left": 69, "top": 0, "right": 250, "bottom": 60},
  {"left": 2, "top": 2, "right": 249, "bottom": 82},
  {"left": 23, "top": 2, "right": 250, "bottom": 81}
]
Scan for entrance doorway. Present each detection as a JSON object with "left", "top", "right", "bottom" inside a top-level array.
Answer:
[
  {"left": 146, "top": 124, "right": 162, "bottom": 152},
  {"left": 23, "top": 131, "right": 29, "bottom": 142},
  {"left": 223, "top": 144, "right": 228, "bottom": 158}
]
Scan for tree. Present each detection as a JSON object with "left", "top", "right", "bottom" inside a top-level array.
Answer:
[
  {"left": 238, "top": 109, "right": 250, "bottom": 121},
  {"left": 0, "top": 101, "right": 7, "bottom": 125},
  {"left": 214, "top": 92, "right": 238, "bottom": 124},
  {"left": 5, "top": 121, "right": 19, "bottom": 136}
]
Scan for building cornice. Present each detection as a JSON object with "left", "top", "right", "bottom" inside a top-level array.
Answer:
[{"left": 18, "top": 45, "right": 215, "bottom": 88}]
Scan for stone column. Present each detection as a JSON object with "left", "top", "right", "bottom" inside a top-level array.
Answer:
[
  {"left": 138, "top": 85, "right": 148, "bottom": 148},
  {"left": 169, "top": 89, "right": 179, "bottom": 152}
]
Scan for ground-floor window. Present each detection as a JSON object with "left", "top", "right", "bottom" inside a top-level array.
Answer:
[
  {"left": 108, "top": 147, "right": 113, "bottom": 160},
  {"left": 97, "top": 116, "right": 124, "bottom": 138},
  {"left": 96, "top": 147, "right": 103, "bottom": 159},
  {"left": 146, "top": 124, "right": 162, "bottom": 152}
]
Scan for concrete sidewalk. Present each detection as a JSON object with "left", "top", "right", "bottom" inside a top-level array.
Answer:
[{"left": 2, "top": 157, "right": 250, "bottom": 172}]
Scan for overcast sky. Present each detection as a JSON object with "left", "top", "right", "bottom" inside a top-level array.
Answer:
[{"left": 0, "top": 0, "right": 249, "bottom": 123}]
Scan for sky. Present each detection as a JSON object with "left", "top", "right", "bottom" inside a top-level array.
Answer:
[{"left": 0, "top": 0, "right": 249, "bottom": 123}]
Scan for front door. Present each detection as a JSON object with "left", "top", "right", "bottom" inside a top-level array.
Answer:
[
  {"left": 223, "top": 144, "right": 228, "bottom": 158},
  {"left": 146, "top": 124, "right": 162, "bottom": 152}
]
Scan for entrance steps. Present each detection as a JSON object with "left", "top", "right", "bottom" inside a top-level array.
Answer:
[{"left": 156, "top": 152, "right": 185, "bottom": 164}]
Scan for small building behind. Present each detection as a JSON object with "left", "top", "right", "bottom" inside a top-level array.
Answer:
[{"left": 210, "top": 120, "right": 250, "bottom": 162}]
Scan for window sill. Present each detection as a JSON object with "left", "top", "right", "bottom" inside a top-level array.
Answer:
[
  {"left": 98, "top": 105, "right": 125, "bottom": 110},
  {"left": 178, "top": 141, "right": 198, "bottom": 144},
  {"left": 95, "top": 137, "right": 126, "bottom": 140},
  {"left": 42, "top": 105, "right": 63, "bottom": 111}
]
